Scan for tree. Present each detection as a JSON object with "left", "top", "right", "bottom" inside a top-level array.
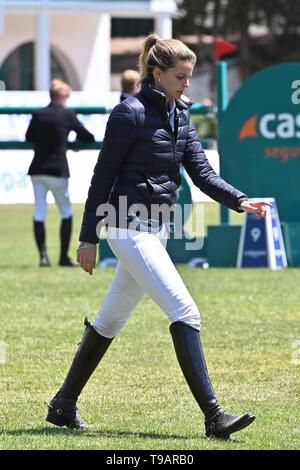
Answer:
[{"left": 175, "top": 0, "right": 300, "bottom": 81}]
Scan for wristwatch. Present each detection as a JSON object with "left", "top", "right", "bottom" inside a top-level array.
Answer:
[
  {"left": 237, "top": 197, "right": 248, "bottom": 211},
  {"left": 77, "top": 242, "right": 96, "bottom": 250}
]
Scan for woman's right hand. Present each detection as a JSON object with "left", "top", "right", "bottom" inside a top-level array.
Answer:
[
  {"left": 240, "top": 200, "right": 272, "bottom": 219},
  {"left": 77, "top": 244, "right": 97, "bottom": 275}
]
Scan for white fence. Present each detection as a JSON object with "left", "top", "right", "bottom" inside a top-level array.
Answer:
[{"left": 0, "top": 150, "right": 219, "bottom": 204}]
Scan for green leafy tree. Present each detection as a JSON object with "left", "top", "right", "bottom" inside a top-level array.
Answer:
[{"left": 175, "top": 0, "right": 300, "bottom": 81}]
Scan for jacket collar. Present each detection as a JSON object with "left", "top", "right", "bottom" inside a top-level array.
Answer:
[
  {"left": 177, "top": 94, "right": 193, "bottom": 111},
  {"left": 140, "top": 82, "right": 193, "bottom": 113},
  {"left": 49, "top": 101, "right": 64, "bottom": 109},
  {"left": 120, "top": 92, "right": 130, "bottom": 102}
]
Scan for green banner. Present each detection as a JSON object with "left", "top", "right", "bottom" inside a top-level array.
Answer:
[{"left": 219, "top": 62, "right": 300, "bottom": 222}]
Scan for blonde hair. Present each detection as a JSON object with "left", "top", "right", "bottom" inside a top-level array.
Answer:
[
  {"left": 121, "top": 69, "right": 140, "bottom": 93},
  {"left": 139, "top": 34, "right": 196, "bottom": 84},
  {"left": 50, "top": 79, "right": 71, "bottom": 101}
]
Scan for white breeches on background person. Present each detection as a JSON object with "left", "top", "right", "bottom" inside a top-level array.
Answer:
[
  {"left": 31, "top": 175, "right": 73, "bottom": 221},
  {"left": 93, "top": 225, "right": 201, "bottom": 338}
]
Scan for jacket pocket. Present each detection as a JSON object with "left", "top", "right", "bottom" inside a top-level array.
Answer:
[{"left": 144, "top": 172, "right": 179, "bottom": 197}]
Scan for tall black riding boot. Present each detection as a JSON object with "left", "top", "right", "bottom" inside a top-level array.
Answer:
[
  {"left": 170, "top": 321, "right": 255, "bottom": 439},
  {"left": 33, "top": 220, "right": 50, "bottom": 267},
  {"left": 59, "top": 216, "right": 74, "bottom": 266},
  {"left": 46, "top": 318, "right": 114, "bottom": 429}
]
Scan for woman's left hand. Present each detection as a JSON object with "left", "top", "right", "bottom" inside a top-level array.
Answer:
[
  {"left": 77, "top": 245, "right": 97, "bottom": 275},
  {"left": 240, "top": 200, "right": 272, "bottom": 219}
]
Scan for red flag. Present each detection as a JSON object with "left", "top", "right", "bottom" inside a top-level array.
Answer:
[{"left": 214, "top": 38, "right": 237, "bottom": 60}]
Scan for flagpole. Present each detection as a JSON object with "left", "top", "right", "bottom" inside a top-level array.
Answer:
[{"left": 216, "top": 61, "right": 231, "bottom": 224}]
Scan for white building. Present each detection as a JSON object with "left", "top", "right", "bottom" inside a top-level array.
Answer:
[
  {"left": 0, "top": 1, "right": 222, "bottom": 206},
  {"left": 0, "top": 0, "right": 176, "bottom": 92}
]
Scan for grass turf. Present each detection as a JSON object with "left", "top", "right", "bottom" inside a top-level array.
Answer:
[{"left": 0, "top": 204, "right": 299, "bottom": 450}]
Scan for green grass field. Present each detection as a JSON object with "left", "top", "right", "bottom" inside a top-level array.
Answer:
[{"left": 0, "top": 204, "right": 299, "bottom": 450}]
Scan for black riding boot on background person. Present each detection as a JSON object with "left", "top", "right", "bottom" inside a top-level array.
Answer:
[
  {"left": 59, "top": 216, "right": 74, "bottom": 266},
  {"left": 46, "top": 318, "right": 114, "bottom": 429},
  {"left": 170, "top": 321, "right": 255, "bottom": 439},
  {"left": 33, "top": 220, "right": 51, "bottom": 267}
]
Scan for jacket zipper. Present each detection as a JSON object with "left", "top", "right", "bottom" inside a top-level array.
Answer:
[{"left": 164, "top": 111, "right": 177, "bottom": 171}]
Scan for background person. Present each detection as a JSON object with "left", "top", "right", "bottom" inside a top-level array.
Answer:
[
  {"left": 26, "top": 79, "right": 95, "bottom": 267},
  {"left": 120, "top": 69, "right": 140, "bottom": 102},
  {"left": 46, "top": 36, "right": 270, "bottom": 438}
]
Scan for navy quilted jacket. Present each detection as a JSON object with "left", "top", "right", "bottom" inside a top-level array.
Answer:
[{"left": 80, "top": 83, "right": 247, "bottom": 243}]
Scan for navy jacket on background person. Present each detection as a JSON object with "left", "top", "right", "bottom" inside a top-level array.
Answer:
[
  {"left": 80, "top": 83, "right": 247, "bottom": 243},
  {"left": 26, "top": 102, "right": 95, "bottom": 178}
]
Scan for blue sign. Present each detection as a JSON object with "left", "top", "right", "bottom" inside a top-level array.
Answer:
[{"left": 237, "top": 198, "right": 287, "bottom": 269}]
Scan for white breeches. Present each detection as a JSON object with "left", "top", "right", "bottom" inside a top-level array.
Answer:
[
  {"left": 31, "top": 175, "right": 72, "bottom": 221},
  {"left": 93, "top": 226, "right": 201, "bottom": 338}
]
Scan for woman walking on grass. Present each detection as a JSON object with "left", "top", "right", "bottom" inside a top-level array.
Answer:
[{"left": 46, "top": 34, "right": 270, "bottom": 439}]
